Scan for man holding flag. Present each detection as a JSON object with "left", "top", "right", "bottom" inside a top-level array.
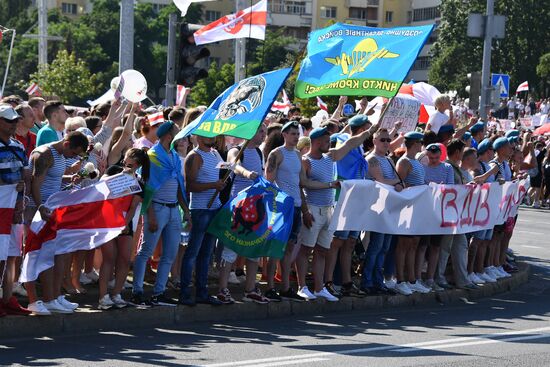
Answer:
[
  {"left": 0, "top": 104, "right": 31, "bottom": 316},
  {"left": 132, "top": 121, "right": 190, "bottom": 307}
]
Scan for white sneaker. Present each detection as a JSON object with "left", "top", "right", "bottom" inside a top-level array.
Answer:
[
  {"left": 228, "top": 271, "right": 241, "bottom": 285},
  {"left": 314, "top": 287, "right": 339, "bottom": 302},
  {"left": 478, "top": 272, "right": 497, "bottom": 283},
  {"left": 85, "top": 270, "right": 100, "bottom": 283},
  {"left": 27, "top": 300, "right": 51, "bottom": 316},
  {"left": 486, "top": 266, "right": 502, "bottom": 279},
  {"left": 57, "top": 295, "right": 78, "bottom": 310},
  {"left": 44, "top": 299, "right": 73, "bottom": 314},
  {"left": 394, "top": 282, "right": 413, "bottom": 296},
  {"left": 408, "top": 281, "right": 431, "bottom": 294},
  {"left": 385, "top": 279, "right": 397, "bottom": 289},
  {"left": 469, "top": 273, "right": 485, "bottom": 284},
  {"left": 79, "top": 272, "right": 93, "bottom": 285},
  {"left": 497, "top": 266, "right": 511, "bottom": 278},
  {"left": 111, "top": 294, "right": 128, "bottom": 308},
  {"left": 98, "top": 294, "right": 115, "bottom": 310},
  {"left": 13, "top": 282, "right": 28, "bottom": 297},
  {"left": 297, "top": 286, "right": 317, "bottom": 300}
]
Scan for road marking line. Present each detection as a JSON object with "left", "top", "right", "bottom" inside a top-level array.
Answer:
[
  {"left": 521, "top": 245, "right": 542, "bottom": 249},
  {"left": 514, "top": 230, "right": 544, "bottom": 235},
  {"left": 253, "top": 358, "right": 329, "bottom": 367},
  {"left": 202, "top": 326, "right": 550, "bottom": 366}
]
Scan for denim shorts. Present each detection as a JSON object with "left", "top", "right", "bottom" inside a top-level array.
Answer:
[
  {"left": 472, "top": 228, "right": 494, "bottom": 241},
  {"left": 333, "top": 230, "right": 360, "bottom": 240}
]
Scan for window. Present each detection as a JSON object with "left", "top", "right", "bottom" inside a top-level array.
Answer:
[
  {"left": 321, "top": 6, "right": 337, "bottom": 18},
  {"left": 412, "top": 56, "right": 430, "bottom": 70},
  {"left": 61, "top": 2, "right": 77, "bottom": 15},
  {"left": 385, "top": 11, "right": 393, "bottom": 23},
  {"left": 270, "top": 1, "right": 306, "bottom": 15},
  {"left": 413, "top": 7, "right": 440, "bottom": 22},
  {"left": 349, "top": 7, "right": 366, "bottom": 20},
  {"left": 205, "top": 10, "right": 221, "bottom": 22}
]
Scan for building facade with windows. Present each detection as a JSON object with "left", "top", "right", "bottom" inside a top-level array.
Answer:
[{"left": 407, "top": 0, "right": 441, "bottom": 81}]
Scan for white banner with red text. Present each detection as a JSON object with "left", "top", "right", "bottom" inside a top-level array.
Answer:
[
  {"left": 19, "top": 174, "right": 139, "bottom": 283},
  {"left": 329, "top": 179, "right": 529, "bottom": 235}
]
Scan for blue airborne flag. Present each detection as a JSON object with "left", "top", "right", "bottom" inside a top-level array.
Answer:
[
  {"left": 295, "top": 23, "right": 434, "bottom": 98},
  {"left": 207, "top": 176, "right": 294, "bottom": 259},
  {"left": 173, "top": 68, "right": 292, "bottom": 141}
]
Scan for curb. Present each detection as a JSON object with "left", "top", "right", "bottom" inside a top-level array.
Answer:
[{"left": 0, "top": 263, "right": 530, "bottom": 340}]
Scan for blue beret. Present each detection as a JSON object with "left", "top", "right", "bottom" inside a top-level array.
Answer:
[
  {"left": 505, "top": 129, "right": 520, "bottom": 138},
  {"left": 426, "top": 143, "right": 441, "bottom": 152},
  {"left": 330, "top": 133, "right": 340, "bottom": 143},
  {"left": 438, "top": 124, "right": 455, "bottom": 135},
  {"left": 477, "top": 138, "right": 493, "bottom": 154},
  {"left": 309, "top": 127, "right": 329, "bottom": 140},
  {"left": 493, "top": 137, "right": 510, "bottom": 150},
  {"left": 470, "top": 122, "right": 485, "bottom": 134},
  {"left": 404, "top": 131, "right": 424, "bottom": 140},
  {"left": 156, "top": 121, "right": 175, "bottom": 138},
  {"left": 463, "top": 132, "right": 472, "bottom": 141},
  {"left": 282, "top": 120, "right": 299, "bottom": 132},
  {"left": 348, "top": 114, "right": 369, "bottom": 127},
  {"left": 507, "top": 136, "right": 519, "bottom": 144}
]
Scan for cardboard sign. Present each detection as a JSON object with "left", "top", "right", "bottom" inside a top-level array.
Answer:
[{"left": 379, "top": 94, "right": 421, "bottom": 133}]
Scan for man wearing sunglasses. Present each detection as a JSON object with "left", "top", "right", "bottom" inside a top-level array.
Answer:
[{"left": 0, "top": 104, "right": 32, "bottom": 317}]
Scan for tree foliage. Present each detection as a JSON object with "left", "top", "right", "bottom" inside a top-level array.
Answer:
[
  {"left": 190, "top": 63, "right": 235, "bottom": 106},
  {"left": 30, "top": 50, "right": 99, "bottom": 104},
  {"left": 537, "top": 53, "right": 550, "bottom": 79},
  {"left": 429, "top": 0, "right": 550, "bottom": 97}
]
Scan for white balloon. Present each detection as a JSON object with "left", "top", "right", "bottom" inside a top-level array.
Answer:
[
  {"left": 110, "top": 76, "right": 120, "bottom": 91},
  {"left": 120, "top": 69, "right": 148, "bottom": 103}
]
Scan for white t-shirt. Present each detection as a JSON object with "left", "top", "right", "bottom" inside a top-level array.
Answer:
[{"left": 427, "top": 111, "right": 449, "bottom": 134}]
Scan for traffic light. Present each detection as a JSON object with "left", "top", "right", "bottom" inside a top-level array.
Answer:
[
  {"left": 465, "top": 72, "right": 481, "bottom": 111},
  {"left": 178, "top": 23, "right": 210, "bottom": 87}
]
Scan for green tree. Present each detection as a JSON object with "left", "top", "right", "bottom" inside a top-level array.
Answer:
[
  {"left": 537, "top": 53, "right": 550, "bottom": 79},
  {"left": 246, "top": 28, "right": 298, "bottom": 77},
  {"left": 429, "top": 0, "right": 550, "bottom": 97},
  {"left": 30, "top": 50, "right": 99, "bottom": 104},
  {"left": 190, "top": 63, "right": 235, "bottom": 106}
]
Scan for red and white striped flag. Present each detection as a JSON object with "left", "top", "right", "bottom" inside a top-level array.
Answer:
[
  {"left": 317, "top": 96, "right": 328, "bottom": 112},
  {"left": 271, "top": 89, "right": 291, "bottom": 114},
  {"left": 25, "top": 82, "right": 41, "bottom": 96},
  {"left": 176, "top": 85, "right": 187, "bottom": 106},
  {"left": 516, "top": 81, "right": 529, "bottom": 94},
  {"left": 19, "top": 174, "right": 138, "bottom": 282},
  {"left": 193, "top": 0, "right": 267, "bottom": 46},
  {"left": 148, "top": 111, "right": 165, "bottom": 126},
  {"left": 0, "top": 185, "right": 18, "bottom": 261}
]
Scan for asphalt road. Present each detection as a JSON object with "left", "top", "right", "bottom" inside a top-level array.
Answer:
[{"left": 1, "top": 207, "right": 549, "bottom": 367}]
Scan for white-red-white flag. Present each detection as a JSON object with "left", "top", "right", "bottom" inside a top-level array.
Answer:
[
  {"left": 271, "top": 89, "right": 291, "bottom": 114},
  {"left": 25, "top": 82, "right": 41, "bottom": 96},
  {"left": 193, "top": 0, "right": 267, "bottom": 46},
  {"left": 317, "top": 96, "right": 328, "bottom": 112},
  {"left": 516, "top": 81, "right": 529, "bottom": 94},
  {"left": 0, "top": 185, "right": 18, "bottom": 261},
  {"left": 176, "top": 85, "right": 187, "bottom": 106},
  {"left": 19, "top": 174, "right": 138, "bottom": 283},
  {"left": 148, "top": 111, "right": 165, "bottom": 126}
]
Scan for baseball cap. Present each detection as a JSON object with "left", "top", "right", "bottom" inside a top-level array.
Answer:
[{"left": 0, "top": 104, "right": 20, "bottom": 121}]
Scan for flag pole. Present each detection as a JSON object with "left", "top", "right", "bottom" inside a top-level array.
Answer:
[
  {"left": 1, "top": 29, "right": 16, "bottom": 98},
  {"left": 207, "top": 138, "right": 252, "bottom": 208}
]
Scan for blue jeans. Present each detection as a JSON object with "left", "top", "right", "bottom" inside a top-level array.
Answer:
[
  {"left": 133, "top": 203, "right": 182, "bottom": 295},
  {"left": 362, "top": 232, "right": 392, "bottom": 288},
  {"left": 179, "top": 209, "right": 218, "bottom": 301},
  {"left": 383, "top": 235, "right": 398, "bottom": 279}
]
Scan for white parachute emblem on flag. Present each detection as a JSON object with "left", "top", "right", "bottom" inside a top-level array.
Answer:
[{"left": 216, "top": 76, "right": 266, "bottom": 120}]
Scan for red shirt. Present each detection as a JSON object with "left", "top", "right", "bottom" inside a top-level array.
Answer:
[{"left": 15, "top": 132, "right": 37, "bottom": 158}]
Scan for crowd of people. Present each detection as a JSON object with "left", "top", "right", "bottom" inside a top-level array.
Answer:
[{"left": 0, "top": 90, "right": 542, "bottom": 317}]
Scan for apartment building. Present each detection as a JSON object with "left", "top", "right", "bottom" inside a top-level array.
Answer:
[{"left": 407, "top": 0, "right": 441, "bottom": 81}]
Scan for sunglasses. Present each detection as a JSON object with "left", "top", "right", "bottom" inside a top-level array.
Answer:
[{"left": 378, "top": 138, "right": 391, "bottom": 143}]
